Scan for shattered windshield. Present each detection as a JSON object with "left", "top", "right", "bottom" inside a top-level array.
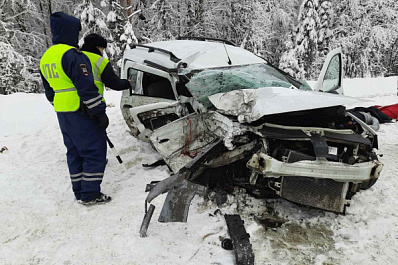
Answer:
[{"left": 185, "top": 63, "right": 311, "bottom": 107}]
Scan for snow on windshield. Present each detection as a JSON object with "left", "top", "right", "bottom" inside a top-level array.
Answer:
[{"left": 186, "top": 64, "right": 299, "bottom": 107}]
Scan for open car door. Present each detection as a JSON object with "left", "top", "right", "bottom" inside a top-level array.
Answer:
[
  {"left": 120, "top": 60, "right": 182, "bottom": 142},
  {"left": 314, "top": 48, "right": 344, "bottom": 95}
]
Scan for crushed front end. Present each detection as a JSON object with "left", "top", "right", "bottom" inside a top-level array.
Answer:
[
  {"left": 145, "top": 104, "right": 383, "bottom": 220},
  {"left": 245, "top": 119, "right": 383, "bottom": 213}
]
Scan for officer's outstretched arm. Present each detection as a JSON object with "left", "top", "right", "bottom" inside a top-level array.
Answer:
[
  {"left": 101, "top": 63, "right": 131, "bottom": 91},
  {"left": 62, "top": 49, "right": 106, "bottom": 115}
]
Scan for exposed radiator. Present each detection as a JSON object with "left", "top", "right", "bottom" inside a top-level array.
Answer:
[
  {"left": 280, "top": 176, "right": 349, "bottom": 213},
  {"left": 284, "top": 149, "right": 316, "bottom": 163}
]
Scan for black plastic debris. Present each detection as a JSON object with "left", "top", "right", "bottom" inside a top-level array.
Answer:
[{"left": 224, "top": 214, "right": 255, "bottom": 265}]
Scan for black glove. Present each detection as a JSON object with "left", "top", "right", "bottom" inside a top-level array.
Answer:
[{"left": 95, "top": 113, "right": 109, "bottom": 129}]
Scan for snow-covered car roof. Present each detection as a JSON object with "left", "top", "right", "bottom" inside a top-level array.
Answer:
[{"left": 123, "top": 40, "right": 266, "bottom": 72}]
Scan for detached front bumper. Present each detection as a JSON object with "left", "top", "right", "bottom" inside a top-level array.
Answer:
[
  {"left": 247, "top": 153, "right": 383, "bottom": 182},
  {"left": 247, "top": 153, "right": 383, "bottom": 213}
]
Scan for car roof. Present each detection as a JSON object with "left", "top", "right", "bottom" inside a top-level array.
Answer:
[{"left": 123, "top": 40, "right": 266, "bottom": 72}]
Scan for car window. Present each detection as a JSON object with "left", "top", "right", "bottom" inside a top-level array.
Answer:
[
  {"left": 142, "top": 72, "right": 175, "bottom": 100},
  {"left": 127, "top": 68, "right": 175, "bottom": 100},
  {"left": 128, "top": 68, "right": 139, "bottom": 93},
  {"left": 185, "top": 64, "right": 300, "bottom": 107},
  {"left": 322, "top": 55, "right": 341, "bottom": 93}
]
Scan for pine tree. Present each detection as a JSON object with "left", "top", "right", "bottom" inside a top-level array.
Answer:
[
  {"left": 317, "top": 0, "right": 332, "bottom": 55},
  {"left": 74, "top": 0, "right": 120, "bottom": 64},
  {"left": 295, "top": 0, "right": 321, "bottom": 79},
  {"left": 106, "top": 0, "right": 138, "bottom": 68},
  {"left": 279, "top": 40, "right": 306, "bottom": 79},
  {"left": 183, "top": 0, "right": 205, "bottom": 36},
  {"left": 249, "top": 0, "right": 300, "bottom": 65},
  {"left": 279, "top": 0, "right": 333, "bottom": 80},
  {"left": 142, "top": 0, "right": 179, "bottom": 41}
]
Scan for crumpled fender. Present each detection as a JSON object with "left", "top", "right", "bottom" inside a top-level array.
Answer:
[
  {"left": 146, "top": 173, "right": 186, "bottom": 204},
  {"left": 145, "top": 171, "right": 207, "bottom": 223}
]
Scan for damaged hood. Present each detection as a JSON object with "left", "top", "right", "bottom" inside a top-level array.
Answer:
[{"left": 208, "top": 86, "right": 363, "bottom": 123}]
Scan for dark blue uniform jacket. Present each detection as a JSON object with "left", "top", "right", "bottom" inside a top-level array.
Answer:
[{"left": 41, "top": 12, "right": 106, "bottom": 115}]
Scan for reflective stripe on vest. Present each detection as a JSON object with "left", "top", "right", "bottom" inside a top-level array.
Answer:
[
  {"left": 40, "top": 44, "right": 80, "bottom": 112},
  {"left": 82, "top": 51, "right": 109, "bottom": 102}
]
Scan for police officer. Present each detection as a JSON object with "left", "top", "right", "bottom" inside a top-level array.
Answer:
[
  {"left": 40, "top": 12, "right": 111, "bottom": 205},
  {"left": 80, "top": 33, "right": 131, "bottom": 92}
]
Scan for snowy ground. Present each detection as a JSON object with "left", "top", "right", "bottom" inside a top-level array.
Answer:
[{"left": 0, "top": 90, "right": 397, "bottom": 265}]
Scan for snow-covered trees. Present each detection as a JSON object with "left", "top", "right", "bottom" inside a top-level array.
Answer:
[
  {"left": 280, "top": 0, "right": 398, "bottom": 79},
  {"left": 107, "top": 1, "right": 138, "bottom": 51},
  {"left": 2, "top": 0, "right": 398, "bottom": 94},
  {"left": 74, "top": 0, "right": 120, "bottom": 63},
  {"left": 0, "top": 0, "right": 44, "bottom": 94},
  {"left": 0, "top": 43, "right": 40, "bottom": 95},
  {"left": 141, "top": 0, "right": 181, "bottom": 41},
  {"left": 279, "top": 0, "right": 333, "bottom": 79},
  {"left": 329, "top": 0, "right": 398, "bottom": 78},
  {"left": 73, "top": 0, "right": 140, "bottom": 69}
]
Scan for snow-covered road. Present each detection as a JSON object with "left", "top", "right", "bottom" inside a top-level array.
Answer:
[{"left": 0, "top": 91, "right": 397, "bottom": 265}]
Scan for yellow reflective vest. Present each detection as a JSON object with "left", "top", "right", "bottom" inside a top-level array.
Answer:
[
  {"left": 40, "top": 44, "right": 81, "bottom": 112},
  {"left": 82, "top": 51, "right": 109, "bottom": 103}
]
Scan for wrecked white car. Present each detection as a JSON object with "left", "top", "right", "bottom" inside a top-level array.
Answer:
[{"left": 120, "top": 38, "right": 383, "bottom": 228}]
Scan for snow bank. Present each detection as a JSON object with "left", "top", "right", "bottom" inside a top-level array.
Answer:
[
  {"left": 307, "top": 76, "right": 397, "bottom": 97},
  {"left": 0, "top": 93, "right": 55, "bottom": 138}
]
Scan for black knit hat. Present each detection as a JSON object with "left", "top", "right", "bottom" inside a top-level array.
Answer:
[{"left": 83, "top": 33, "right": 108, "bottom": 48}]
